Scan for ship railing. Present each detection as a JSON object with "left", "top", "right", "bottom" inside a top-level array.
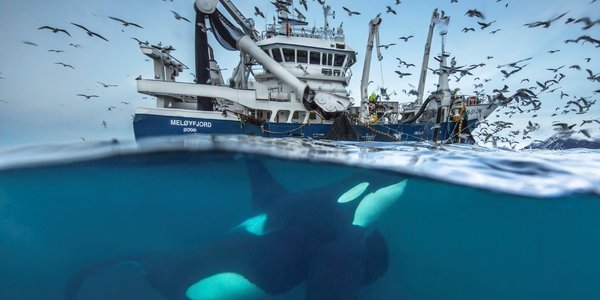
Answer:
[{"left": 259, "top": 24, "right": 343, "bottom": 42}]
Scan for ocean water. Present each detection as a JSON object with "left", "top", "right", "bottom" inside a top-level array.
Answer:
[{"left": 1, "top": 135, "right": 599, "bottom": 300}]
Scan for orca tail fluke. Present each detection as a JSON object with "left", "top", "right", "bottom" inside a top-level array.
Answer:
[{"left": 64, "top": 258, "right": 144, "bottom": 300}]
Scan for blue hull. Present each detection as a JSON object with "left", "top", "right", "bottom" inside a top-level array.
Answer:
[{"left": 134, "top": 113, "right": 477, "bottom": 143}]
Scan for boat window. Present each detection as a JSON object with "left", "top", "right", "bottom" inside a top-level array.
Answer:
[
  {"left": 333, "top": 70, "right": 341, "bottom": 76},
  {"left": 322, "top": 68, "right": 332, "bottom": 76},
  {"left": 309, "top": 51, "right": 320, "bottom": 64},
  {"left": 334, "top": 54, "right": 346, "bottom": 67},
  {"left": 322, "top": 53, "right": 333, "bottom": 66},
  {"left": 321, "top": 53, "right": 333, "bottom": 66},
  {"left": 297, "top": 50, "right": 308, "bottom": 64},
  {"left": 263, "top": 49, "right": 271, "bottom": 57},
  {"left": 272, "top": 48, "right": 283, "bottom": 62},
  {"left": 283, "top": 48, "right": 295, "bottom": 62}
]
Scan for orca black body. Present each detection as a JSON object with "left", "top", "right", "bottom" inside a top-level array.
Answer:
[{"left": 65, "top": 160, "right": 406, "bottom": 300}]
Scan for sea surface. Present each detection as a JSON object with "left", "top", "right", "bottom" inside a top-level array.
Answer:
[{"left": 1, "top": 135, "right": 599, "bottom": 300}]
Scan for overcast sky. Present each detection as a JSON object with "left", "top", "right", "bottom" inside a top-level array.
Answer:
[{"left": 0, "top": 0, "right": 598, "bottom": 148}]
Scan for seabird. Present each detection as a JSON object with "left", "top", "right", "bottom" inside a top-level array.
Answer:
[
  {"left": 299, "top": 0, "right": 308, "bottom": 11},
  {"left": 22, "top": 40, "right": 38, "bottom": 46},
  {"left": 574, "top": 17, "right": 600, "bottom": 30},
  {"left": 170, "top": 10, "right": 191, "bottom": 23},
  {"left": 342, "top": 7, "right": 361, "bottom": 16},
  {"left": 108, "top": 16, "right": 143, "bottom": 29},
  {"left": 465, "top": 9, "right": 485, "bottom": 19},
  {"left": 38, "top": 26, "right": 71, "bottom": 36},
  {"left": 478, "top": 20, "right": 496, "bottom": 29},
  {"left": 55, "top": 62, "right": 74, "bottom": 69},
  {"left": 254, "top": 7, "right": 265, "bottom": 18},
  {"left": 395, "top": 71, "right": 411, "bottom": 78},
  {"left": 524, "top": 12, "right": 568, "bottom": 28},
  {"left": 131, "top": 37, "right": 149, "bottom": 45},
  {"left": 76, "top": 94, "right": 98, "bottom": 99},
  {"left": 378, "top": 43, "right": 396, "bottom": 50},
  {"left": 71, "top": 23, "right": 109, "bottom": 41},
  {"left": 97, "top": 81, "right": 118, "bottom": 88}
]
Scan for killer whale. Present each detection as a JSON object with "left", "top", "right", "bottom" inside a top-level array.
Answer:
[{"left": 65, "top": 159, "right": 408, "bottom": 300}]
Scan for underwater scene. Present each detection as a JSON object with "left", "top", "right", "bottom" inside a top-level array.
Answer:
[{"left": 1, "top": 136, "right": 599, "bottom": 300}]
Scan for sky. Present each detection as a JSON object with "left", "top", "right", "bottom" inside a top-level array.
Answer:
[{"left": 0, "top": 0, "right": 598, "bottom": 148}]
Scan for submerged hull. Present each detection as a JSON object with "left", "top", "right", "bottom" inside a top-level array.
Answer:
[{"left": 134, "top": 108, "right": 478, "bottom": 143}]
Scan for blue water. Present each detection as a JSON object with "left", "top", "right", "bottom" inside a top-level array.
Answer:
[{"left": 1, "top": 135, "right": 599, "bottom": 300}]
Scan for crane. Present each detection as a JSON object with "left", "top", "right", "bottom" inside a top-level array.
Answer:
[{"left": 359, "top": 15, "right": 383, "bottom": 123}]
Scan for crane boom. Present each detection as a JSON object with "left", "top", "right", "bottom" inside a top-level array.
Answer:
[
  {"left": 218, "top": 0, "right": 259, "bottom": 40},
  {"left": 360, "top": 16, "right": 383, "bottom": 122},
  {"left": 416, "top": 9, "right": 440, "bottom": 105}
]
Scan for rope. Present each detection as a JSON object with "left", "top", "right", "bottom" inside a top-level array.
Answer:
[
  {"left": 364, "top": 124, "right": 399, "bottom": 141},
  {"left": 262, "top": 122, "right": 310, "bottom": 134}
]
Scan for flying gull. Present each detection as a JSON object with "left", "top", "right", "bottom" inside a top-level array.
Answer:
[{"left": 71, "top": 23, "right": 109, "bottom": 41}]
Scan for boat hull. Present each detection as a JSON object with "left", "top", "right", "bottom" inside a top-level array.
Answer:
[{"left": 133, "top": 108, "right": 478, "bottom": 143}]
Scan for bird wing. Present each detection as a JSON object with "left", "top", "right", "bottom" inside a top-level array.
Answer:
[
  {"left": 58, "top": 29, "right": 71, "bottom": 36},
  {"left": 71, "top": 23, "right": 90, "bottom": 32},
  {"left": 550, "top": 12, "right": 569, "bottom": 23},
  {"left": 91, "top": 31, "right": 109, "bottom": 42},
  {"left": 129, "top": 22, "right": 143, "bottom": 29},
  {"left": 109, "top": 16, "right": 127, "bottom": 24}
]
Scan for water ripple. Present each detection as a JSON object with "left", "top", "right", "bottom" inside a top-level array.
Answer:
[{"left": 1, "top": 135, "right": 599, "bottom": 198}]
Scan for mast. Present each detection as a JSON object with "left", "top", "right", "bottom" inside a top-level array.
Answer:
[
  {"left": 437, "top": 31, "right": 451, "bottom": 106},
  {"left": 416, "top": 9, "right": 439, "bottom": 105},
  {"left": 194, "top": 2, "right": 214, "bottom": 111}
]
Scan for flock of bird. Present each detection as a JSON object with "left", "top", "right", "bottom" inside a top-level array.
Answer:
[
  {"left": 5, "top": 2, "right": 193, "bottom": 131},
  {"left": 3, "top": 0, "right": 599, "bottom": 148}
]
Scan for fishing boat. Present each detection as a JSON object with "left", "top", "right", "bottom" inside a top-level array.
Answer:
[{"left": 134, "top": 0, "right": 497, "bottom": 143}]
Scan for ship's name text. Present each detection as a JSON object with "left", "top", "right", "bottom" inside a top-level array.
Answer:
[{"left": 170, "top": 119, "right": 212, "bottom": 128}]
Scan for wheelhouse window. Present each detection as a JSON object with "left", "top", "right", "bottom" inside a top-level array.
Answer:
[
  {"left": 309, "top": 51, "right": 320, "bottom": 64},
  {"left": 321, "top": 53, "right": 333, "bottom": 66},
  {"left": 322, "top": 68, "right": 332, "bottom": 76},
  {"left": 297, "top": 50, "right": 308, "bottom": 64},
  {"left": 283, "top": 48, "right": 295, "bottom": 62},
  {"left": 272, "top": 48, "right": 283, "bottom": 62},
  {"left": 334, "top": 54, "right": 346, "bottom": 67}
]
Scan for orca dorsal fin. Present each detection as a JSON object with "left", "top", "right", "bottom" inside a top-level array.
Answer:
[{"left": 245, "top": 159, "right": 290, "bottom": 212}]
